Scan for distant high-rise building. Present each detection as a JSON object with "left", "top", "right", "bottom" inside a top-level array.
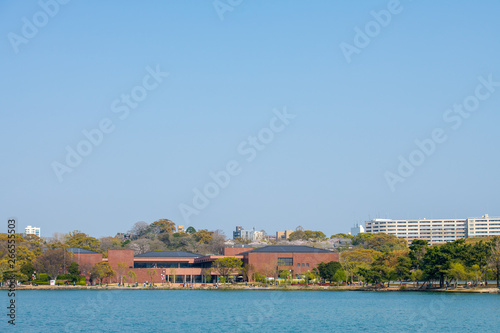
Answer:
[
  {"left": 25, "top": 225, "right": 41, "bottom": 237},
  {"left": 276, "top": 230, "right": 294, "bottom": 240},
  {"left": 233, "top": 226, "right": 263, "bottom": 241},
  {"left": 178, "top": 225, "right": 184, "bottom": 233},
  {"left": 350, "top": 224, "right": 365, "bottom": 237}
]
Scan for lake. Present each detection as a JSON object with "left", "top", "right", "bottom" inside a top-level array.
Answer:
[{"left": 3, "top": 290, "right": 499, "bottom": 332}]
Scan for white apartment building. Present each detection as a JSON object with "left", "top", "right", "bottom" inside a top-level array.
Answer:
[
  {"left": 365, "top": 214, "right": 499, "bottom": 245},
  {"left": 25, "top": 225, "right": 41, "bottom": 237},
  {"left": 467, "top": 214, "right": 500, "bottom": 237}
]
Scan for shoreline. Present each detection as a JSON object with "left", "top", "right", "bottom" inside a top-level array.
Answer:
[{"left": 3, "top": 284, "right": 499, "bottom": 294}]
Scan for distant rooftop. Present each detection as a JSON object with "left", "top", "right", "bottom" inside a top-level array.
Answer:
[
  {"left": 244, "top": 245, "right": 334, "bottom": 254},
  {"left": 135, "top": 251, "right": 202, "bottom": 258},
  {"left": 69, "top": 247, "right": 99, "bottom": 254}
]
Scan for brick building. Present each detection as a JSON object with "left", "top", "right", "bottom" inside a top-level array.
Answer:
[
  {"left": 241, "top": 245, "right": 340, "bottom": 280},
  {"left": 70, "top": 245, "right": 339, "bottom": 284}
]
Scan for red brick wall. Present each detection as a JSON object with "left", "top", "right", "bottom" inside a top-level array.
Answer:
[
  {"left": 245, "top": 252, "right": 339, "bottom": 281},
  {"left": 107, "top": 250, "right": 134, "bottom": 270},
  {"left": 72, "top": 253, "right": 102, "bottom": 268},
  {"left": 223, "top": 247, "right": 253, "bottom": 256}
]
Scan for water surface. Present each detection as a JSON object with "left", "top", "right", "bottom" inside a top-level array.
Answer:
[{"left": 3, "top": 290, "right": 499, "bottom": 332}]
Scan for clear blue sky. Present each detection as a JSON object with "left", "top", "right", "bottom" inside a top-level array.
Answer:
[{"left": 1, "top": 0, "right": 499, "bottom": 238}]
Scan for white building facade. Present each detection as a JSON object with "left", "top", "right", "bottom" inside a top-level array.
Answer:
[
  {"left": 365, "top": 214, "right": 499, "bottom": 245},
  {"left": 25, "top": 225, "right": 41, "bottom": 237}
]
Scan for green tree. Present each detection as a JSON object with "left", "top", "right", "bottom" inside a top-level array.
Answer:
[
  {"left": 331, "top": 233, "right": 354, "bottom": 239},
  {"left": 410, "top": 269, "right": 423, "bottom": 287},
  {"left": 488, "top": 236, "right": 500, "bottom": 287},
  {"left": 213, "top": 257, "right": 243, "bottom": 282},
  {"left": 341, "top": 248, "right": 381, "bottom": 283},
  {"left": 90, "top": 262, "right": 115, "bottom": 285},
  {"left": 352, "top": 232, "right": 374, "bottom": 246},
  {"left": 364, "top": 233, "right": 407, "bottom": 253},
  {"left": 65, "top": 231, "right": 100, "bottom": 251},
  {"left": 126, "top": 270, "right": 137, "bottom": 286},
  {"left": 185, "top": 226, "right": 197, "bottom": 234},
  {"left": 333, "top": 269, "right": 346, "bottom": 286},
  {"left": 445, "top": 262, "right": 470, "bottom": 288},
  {"left": 279, "top": 270, "right": 292, "bottom": 284},
  {"left": 67, "top": 262, "right": 80, "bottom": 283},
  {"left": 395, "top": 256, "right": 412, "bottom": 284},
  {"left": 409, "top": 239, "right": 428, "bottom": 270},
  {"left": 316, "top": 261, "right": 342, "bottom": 282}
]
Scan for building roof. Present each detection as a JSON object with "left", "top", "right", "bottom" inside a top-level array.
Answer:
[
  {"left": 243, "top": 245, "right": 334, "bottom": 254},
  {"left": 135, "top": 251, "right": 203, "bottom": 258},
  {"left": 69, "top": 247, "right": 99, "bottom": 254}
]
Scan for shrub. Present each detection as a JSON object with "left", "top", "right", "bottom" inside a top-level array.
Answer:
[{"left": 36, "top": 273, "right": 50, "bottom": 282}]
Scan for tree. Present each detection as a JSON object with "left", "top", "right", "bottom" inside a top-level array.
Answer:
[
  {"left": 90, "top": 262, "right": 115, "bottom": 285},
  {"left": 65, "top": 231, "right": 100, "bottom": 251},
  {"left": 34, "top": 247, "right": 73, "bottom": 280},
  {"left": 213, "top": 257, "right": 243, "bottom": 282},
  {"left": 410, "top": 269, "right": 423, "bottom": 287},
  {"left": 193, "top": 229, "right": 214, "bottom": 244},
  {"left": 445, "top": 262, "right": 470, "bottom": 288},
  {"left": 279, "top": 270, "right": 292, "bottom": 284},
  {"left": 304, "top": 270, "right": 316, "bottom": 284},
  {"left": 333, "top": 269, "right": 346, "bottom": 286},
  {"left": 331, "top": 233, "right": 354, "bottom": 240},
  {"left": 149, "top": 219, "right": 176, "bottom": 234},
  {"left": 185, "top": 226, "right": 197, "bottom": 234},
  {"left": 116, "top": 263, "right": 128, "bottom": 285},
  {"left": 421, "top": 239, "right": 471, "bottom": 288},
  {"left": 364, "top": 233, "right": 407, "bottom": 253},
  {"left": 128, "top": 221, "right": 149, "bottom": 239},
  {"left": 316, "top": 261, "right": 342, "bottom": 282},
  {"left": 146, "top": 270, "right": 157, "bottom": 286},
  {"left": 395, "top": 256, "right": 412, "bottom": 284},
  {"left": 352, "top": 233, "right": 374, "bottom": 246},
  {"left": 127, "top": 239, "right": 152, "bottom": 255},
  {"left": 20, "top": 262, "right": 36, "bottom": 282},
  {"left": 67, "top": 262, "right": 80, "bottom": 283},
  {"left": 99, "top": 237, "right": 123, "bottom": 253},
  {"left": 289, "top": 230, "right": 327, "bottom": 241},
  {"left": 341, "top": 248, "right": 381, "bottom": 284},
  {"left": 467, "top": 240, "right": 491, "bottom": 284},
  {"left": 169, "top": 267, "right": 176, "bottom": 284},
  {"left": 409, "top": 239, "right": 428, "bottom": 270},
  {"left": 242, "top": 264, "right": 254, "bottom": 282},
  {"left": 202, "top": 268, "right": 212, "bottom": 284},
  {"left": 488, "top": 236, "right": 500, "bottom": 287},
  {"left": 126, "top": 270, "right": 137, "bottom": 286}
]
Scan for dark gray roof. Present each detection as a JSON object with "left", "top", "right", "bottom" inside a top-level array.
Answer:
[
  {"left": 244, "top": 246, "right": 334, "bottom": 254},
  {"left": 69, "top": 247, "right": 99, "bottom": 254},
  {"left": 135, "top": 251, "right": 202, "bottom": 258}
]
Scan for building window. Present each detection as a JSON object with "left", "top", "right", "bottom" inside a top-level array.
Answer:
[
  {"left": 302, "top": 263, "right": 305, "bottom": 267},
  {"left": 297, "top": 263, "right": 300, "bottom": 267},
  {"left": 278, "top": 258, "right": 293, "bottom": 266},
  {"left": 306, "top": 263, "right": 309, "bottom": 267}
]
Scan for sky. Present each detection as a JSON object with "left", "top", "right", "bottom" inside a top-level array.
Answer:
[{"left": 1, "top": 0, "right": 499, "bottom": 239}]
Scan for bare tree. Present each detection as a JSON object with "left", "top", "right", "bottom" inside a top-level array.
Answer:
[
  {"left": 34, "top": 248, "right": 73, "bottom": 280},
  {"left": 127, "top": 239, "right": 151, "bottom": 255},
  {"left": 128, "top": 221, "right": 149, "bottom": 239},
  {"left": 116, "top": 263, "right": 128, "bottom": 285}
]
